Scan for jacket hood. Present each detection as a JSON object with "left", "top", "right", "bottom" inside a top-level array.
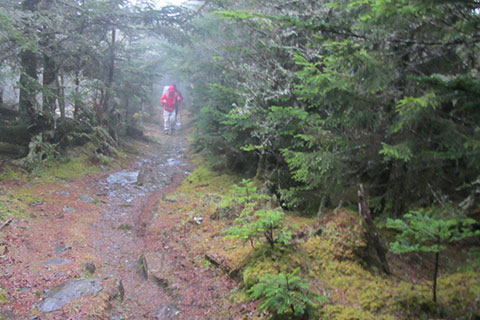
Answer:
[{"left": 168, "top": 85, "right": 175, "bottom": 93}]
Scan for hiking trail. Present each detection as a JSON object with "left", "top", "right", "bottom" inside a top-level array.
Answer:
[{"left": 0, "top": 119, "right": 254, "bottom": 319}]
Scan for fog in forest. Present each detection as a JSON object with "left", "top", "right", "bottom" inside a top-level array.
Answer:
[{"left": 1, "top": 1, "right": 479, "bottom": 319}]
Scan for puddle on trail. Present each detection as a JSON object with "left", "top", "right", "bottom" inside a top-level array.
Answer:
[{"left": 106, "top": 171, "right": 139, "bottom": 185}]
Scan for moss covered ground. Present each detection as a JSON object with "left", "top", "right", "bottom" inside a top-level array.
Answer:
[{"left": 156, "top": 164, "right": 480, "bottom": 320}]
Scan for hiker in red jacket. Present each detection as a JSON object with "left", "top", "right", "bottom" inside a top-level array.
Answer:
[{"left": 160, "top": 84, "right": 183, "bottom": 135}]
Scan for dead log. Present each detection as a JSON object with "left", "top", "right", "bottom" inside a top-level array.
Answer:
[{"left": 358, "top": 184, "right": 391, "bottom": 274}]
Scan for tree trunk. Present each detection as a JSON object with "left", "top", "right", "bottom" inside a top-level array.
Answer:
[
  {"left": 433, "top": 239, "right": 440, "bottom": 303},
  {"left": 358, "top": 184, "right": 391, "bottom": 274},
  {"left": 73, "top": 70, "right": 80, "bottom": 119},
  {"left": 19, "top": 0, "right": 41, "bottom": 118},
  {"left": 102, "top": 28, "right": 116, "bottom": 117},
  {"left": 42, "top": 54, "right": 57, "bottom": 114},
  {"left": 41, "top": 0, "right": 57, "bottom": 114},
  {"left": 19, "top": 50, "right": 38, "bottom": 117},
  {"left": 58, "top": 71, "right": 65, "bottom": 120},
  {"left": 254, "top": 150, "right": 266, "bottom": 182}
]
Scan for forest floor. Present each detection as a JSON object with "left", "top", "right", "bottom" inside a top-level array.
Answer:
[
  {"left": 1, "top": 114, "right": 479, "bottom": 320},
  {"left": 0, "top": 115, "right": 257, "bottom": 319}
]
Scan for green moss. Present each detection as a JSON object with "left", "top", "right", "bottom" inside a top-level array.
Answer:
[
  {"left": 302, "top": 209, "right": 439, "bottom": 319},
  {"left": 35, "top": 155, "right": 99, "bottom": 181},
  {"left": 243, "top": 260, "right": 278, "bottom": 289},
  {"left": 0, "top": 166, "right": 28, "bottom": 182},
  {"left": 322, "top": 305, "right": 382, "bottom": 320},
  {"left": 241, "top": 246, "right": 306, "bottom": 289},
  {"left": 392, "top": 282, "right": 433, "bottom": 317},
  {"left": 118, "top": 224, "right": 133, "bottom": 230},
  {"left": 303, "top": 209, "right": 368, "bottom": 268},
  {"left": 320, "top": 210, "right": 367, "bottom": 261},
  {"left": 0, "top": 193, "right": 34, "bottom": 219},
  {"left": 179, "top": 165, "right": 235, "bottom": 195},
  {"left": 437, "top": 272, "right": 480, "bottom": 317},
  {"left": 229, "top": 288, "right": 250, "bottom": 303},
  {"left": 0, "top": 287, "right": 7, "bottom": 303}
]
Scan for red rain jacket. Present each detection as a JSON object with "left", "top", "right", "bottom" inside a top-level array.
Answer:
[{"left": 161, "top": 85, "right": 183, "bottom": 112}]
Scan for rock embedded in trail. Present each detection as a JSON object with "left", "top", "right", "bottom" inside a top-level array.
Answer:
[
  {"left": 62, "top": 206, "right": 75, "bottom": 213},
  {"left": 106, "top": 171, "right": 139, "bottom": 185},
  {"left": 79, "top": 194, "right": 95, "bottom": 203},
  {"left": 43, "top": 257, "right": 72, "bottom": 266},
  {"left": 53, "top": 243, "right": 72, "bottom": 254},
  {"left": 37, "top": 279, "right": 102, "bottom": 313},
  {"left": 136, "top": 254, "right": 148, "bottom": 280},
  {"left": 154, "top": 303, "right": 180, "bottom": 319}
]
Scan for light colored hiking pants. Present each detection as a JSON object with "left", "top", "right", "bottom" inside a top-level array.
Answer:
[{"left": 163, "top": 109, "right": 176, "bottom": 133}]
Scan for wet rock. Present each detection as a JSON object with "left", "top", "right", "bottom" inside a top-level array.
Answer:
[
  {"left": 136, "top": 164, "right": 152, "bottom": 186},
  {"left": 79, "top": 194, "right": 95, "bottom": 203},
  {"left": 58, "top": 191, "right": 70, "bottom": 195},
  {"left": 43, "top": 257, "right": 72, "bottom": 266},
  {"left": 54, "top": 243, "right": 72, "bottom": 254},
  {"left": 62, "top": 206, "right": 75, "bottom": 213},
  {"left": 37, "top": 279, "right": 102, "bottom": 313},
  {"left": 166, "top": 158, "right": 182, "bottom": 166},
  {"left": 154, "top": 303, "right": 180, "bottom": 319},
  {"left": 106, "top": 171, "right": 139, "bottom": 185},
  {"left": 83, "top": 262, "right": 96, "bottom": 274},
  {"left": 163, "top": 195, "right": 178, "bottom": 203},
  {"left": 136, "top": 254, "right": 148, "bottom": 280}
]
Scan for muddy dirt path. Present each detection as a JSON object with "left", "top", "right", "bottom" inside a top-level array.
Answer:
[{"left": 0, "top": 122, "right": 252, "bottom": 319}]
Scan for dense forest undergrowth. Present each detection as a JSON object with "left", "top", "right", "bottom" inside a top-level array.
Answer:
[{"left": 1, "top": 0, "right": 480, "bottom": 319}]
